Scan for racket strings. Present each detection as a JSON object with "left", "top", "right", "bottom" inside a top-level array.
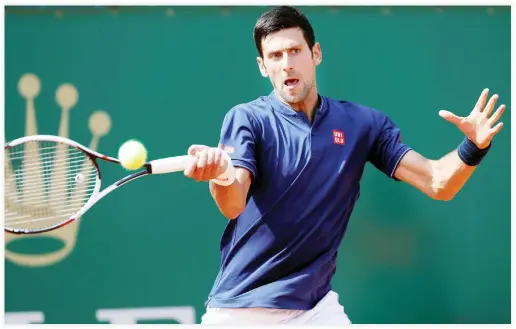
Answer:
[
  {"left": 7, "top": 157, "right": 93, "bottom": 185},
  {"left": 8, "top": 144, "right": 75, "bottom": 157},
  {"left": 4, "top": 201, "right": 95, "bottom": 226},
  {"left": 4, "top": 141, "right": 99, "bottom": 229},
  {"left": 6, "top": 187, "right": 97, "bottom": 204}
]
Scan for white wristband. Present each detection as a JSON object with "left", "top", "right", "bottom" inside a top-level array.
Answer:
[{"left": 210, "top": 151, "right": 236, "bottom": 186}]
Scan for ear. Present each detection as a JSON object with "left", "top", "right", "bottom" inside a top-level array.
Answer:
[
  {"left": 256, "top": 57, "right": 268, "bottom": 78},
  {"left": 312, "top": 42, "right": 322, "bottom": 66}
]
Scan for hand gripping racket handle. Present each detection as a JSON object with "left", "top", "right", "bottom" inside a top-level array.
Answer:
[{"left": 148, "top": 155, "right": 195, "bottom": 174}]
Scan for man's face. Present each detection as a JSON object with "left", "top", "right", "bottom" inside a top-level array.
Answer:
[{"left": 257, "top": 27, "right": 322, "bottom": 104}]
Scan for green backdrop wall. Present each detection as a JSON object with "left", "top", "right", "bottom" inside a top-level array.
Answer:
[{"left": 4, "top": 6, "right": 511, "bottom": 324}]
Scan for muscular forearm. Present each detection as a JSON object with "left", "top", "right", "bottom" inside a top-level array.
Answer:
[
  {"left": 209, "top": 168, "right": 251, "bottom": 219},
  {"left": 395, "top": 140, "right": 489, "bottom": 201},
  {"left": 430, "top": 149, "right": 477, "bottom": 201}
]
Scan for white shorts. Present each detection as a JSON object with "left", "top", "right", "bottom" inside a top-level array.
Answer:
[{"left": 201, "top": 290, "right": 351, "bottom": 325}]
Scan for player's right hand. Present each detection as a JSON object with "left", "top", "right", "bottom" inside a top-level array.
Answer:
[{"left": 184, "top": 145, "right": 229, "bottom": 182}]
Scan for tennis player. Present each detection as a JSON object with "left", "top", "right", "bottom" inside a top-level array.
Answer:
[{"left": 183, "top": 6, "right": 506, "bottom": 325}]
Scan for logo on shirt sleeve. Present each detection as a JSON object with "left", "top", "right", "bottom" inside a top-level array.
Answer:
[{"left": 333, "top": 130, "right": 345, "bottom": 145}]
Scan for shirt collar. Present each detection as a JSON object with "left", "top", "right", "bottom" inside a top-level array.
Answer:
[{"left": 267, "top": 90, "right": 328, "bottom": 117}]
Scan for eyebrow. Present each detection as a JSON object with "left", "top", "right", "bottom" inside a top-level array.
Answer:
[{"left": 267, "top": 44, "right": 303, "bottom": 54}]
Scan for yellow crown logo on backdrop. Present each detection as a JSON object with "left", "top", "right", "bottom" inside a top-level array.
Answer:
[{"left": 4, "top": 73, "right": 112, "bottom": 267}]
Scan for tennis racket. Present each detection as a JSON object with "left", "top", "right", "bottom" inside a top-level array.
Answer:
[{"left": 4, "top": 134, "right": 195, "bottom": 235}]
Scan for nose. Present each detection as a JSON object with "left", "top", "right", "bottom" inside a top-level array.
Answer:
[{"left": 282, "top": 53, "right": 294, "bottom": 73}]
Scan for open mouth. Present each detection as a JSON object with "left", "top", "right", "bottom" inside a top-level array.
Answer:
[{"left": 284, "top": 78, "right": 299, "bottom": 87}]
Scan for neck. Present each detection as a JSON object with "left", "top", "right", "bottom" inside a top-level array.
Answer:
[{"left": 277, "top": 86, "right": 320, "bottom": 123}]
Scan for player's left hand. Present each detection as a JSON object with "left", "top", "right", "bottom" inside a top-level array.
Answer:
[{"left": 438, "top": 88, "right": 506, "bottom": 149}]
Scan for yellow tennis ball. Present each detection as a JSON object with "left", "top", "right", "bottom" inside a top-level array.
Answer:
[{"left": 118, "top": 139, "right": 147, "bottom": 170}]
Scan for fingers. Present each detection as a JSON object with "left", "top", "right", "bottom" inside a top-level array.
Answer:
[
  {"left": 439, "top": 110, "right": 463, "bottom": 127},
  {"left": 187, "top": 144, "right": 210, "bottom": 156},
  {"left": 185, "top": 144, "right": 208, "bottom": 181},
  {"left": 473, "top": 88, "right": 490, "bottom": 113},
  {"left": 194, "top": 149, "right": 209, "bottom": 182},
  {"left": 490, "top": 122, "right": 504, "bottom": 136},
  {"left": 207, "top": 148, "right": 215, "bottom": 168},
  {"left": 213, "top": 149, "right": 222, "bottom": 172},
  {"left": 488, "top": 104, "right": 506, "bottom": 126},
  {"left": 212, "top": 148, "right": 228, "bottom": 179},
  {"left": 481, "top": 93, "right": 499, "bottom": 117},
  {"left": 184, "top": 146, "right": 228, "bottom": 182},
  {"left": 183, "top": 156, "right": 198, "bottom": 178}
]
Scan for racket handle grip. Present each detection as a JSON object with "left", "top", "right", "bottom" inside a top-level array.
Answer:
[{"left": 149, "top": 155, "right": 195, "bottom": 174}]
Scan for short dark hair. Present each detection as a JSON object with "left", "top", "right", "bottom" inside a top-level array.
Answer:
[{"left": 253, "top": 6, "right": 316, "bottom": 58}]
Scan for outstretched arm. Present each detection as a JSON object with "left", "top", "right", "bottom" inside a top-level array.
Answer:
[
  {"left": 394, "top": 149, "right": 478, "bottom": 201},
  {"left": 394, "top": 89, "right": 506, "bottom": 200}
]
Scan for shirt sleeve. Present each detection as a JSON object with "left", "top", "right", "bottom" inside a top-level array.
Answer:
[
  {"left": 368, "top": 110, "right": 412, "bottom": 180},
  {"left": 218, "top": 106, "right": 259, "bottom": 180}
]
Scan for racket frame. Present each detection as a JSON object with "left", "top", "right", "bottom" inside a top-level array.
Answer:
[{"left": 4, "top": 135, "right": 188, "bottom": 235}]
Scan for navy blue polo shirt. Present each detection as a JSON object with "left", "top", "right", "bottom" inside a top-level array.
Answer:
[{"left": 206, "top": 91, "right": 412, "bottom": 310}]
